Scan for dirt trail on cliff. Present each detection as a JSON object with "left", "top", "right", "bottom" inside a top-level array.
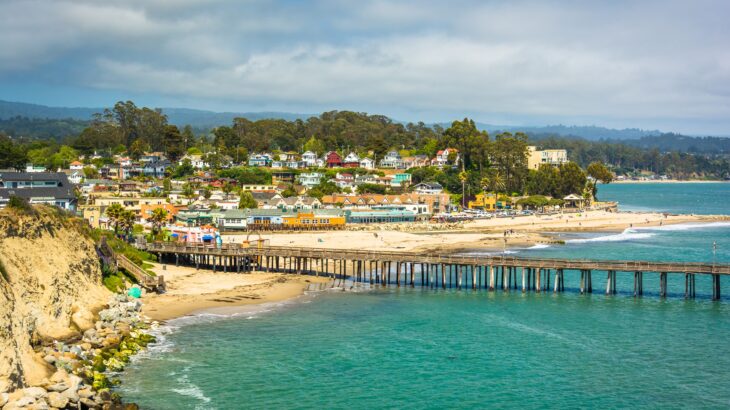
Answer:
[{"left": 0, "top": 207, "right": 109, "bottom": 393}]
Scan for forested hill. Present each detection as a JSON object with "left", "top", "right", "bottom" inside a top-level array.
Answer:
[
  {"left": 0, "top": 100, "right": 98, "bottom": 121},
  {"left": 0, "top": 117, "right": 89, "bottom": 140},
  {"left": 620, "top": 134, "right": 730, "bottom": 154},
  {"left": 0, "top": 100, "right": 309, "bottom": 130},
  {"left": 453, "top": 123, "right": 664, "bottom": 140}
]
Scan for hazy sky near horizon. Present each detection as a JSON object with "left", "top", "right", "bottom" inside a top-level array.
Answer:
[{"left": 1, "top": 0, "right": 729, "bottom": 134}]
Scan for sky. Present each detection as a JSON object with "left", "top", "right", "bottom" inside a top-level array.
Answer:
[{"left": 1, "top": 0, "right": 729, "bottom": 135}]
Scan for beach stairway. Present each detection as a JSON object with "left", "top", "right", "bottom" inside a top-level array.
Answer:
[{"left": 98, "top": 237, "right": 166, "bottom": 293}]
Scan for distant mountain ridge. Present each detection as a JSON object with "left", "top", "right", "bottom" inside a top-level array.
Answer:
[
  {"left": 0, "top": 99, "right": 724, "bottom": 142},
  {"left": 0, "top": 100, "right": 310, "bottom": 130},
  {"left": 473, "top": 123, "right": 664, "bottom": 140}
]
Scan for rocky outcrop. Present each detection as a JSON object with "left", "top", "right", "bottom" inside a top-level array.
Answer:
[
  {"left": 1, "top": 294, "right": 154, "bottom": 409},
  {"left": 0, "top": 208, "right": 110, "bottom": 393}
]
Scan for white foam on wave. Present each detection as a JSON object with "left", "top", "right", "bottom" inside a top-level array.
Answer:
[
  {"left": 172, "top": 369, "right": 212, "bottom": 406},
  {"left": 638, "top": 221, "right": 730, "bottom": 232},
  {"left": 566, "top": 228, "right": 655, "bottom": 243},
  {"left": 528, "top": 243, "right": 551, "bottom": 250}
]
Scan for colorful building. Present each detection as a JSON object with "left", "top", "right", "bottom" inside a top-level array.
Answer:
[
  {"left": 527, "top": 146, "right": 568, "bottom": 170},
  {"left": 468, "top": 193, "right": 497, "bottom": 211}
]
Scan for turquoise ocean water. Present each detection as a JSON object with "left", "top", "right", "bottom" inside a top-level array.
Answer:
[{"left": 120, "top": 183, "right": 730, "bottom": 409}]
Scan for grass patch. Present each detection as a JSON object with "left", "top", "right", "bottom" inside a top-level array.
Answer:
[
  {"left": 101, "top": 264, "right": 139, "bottom": 292},
  {"left": 91, "top": 229, "right": 157, "bottom": 266}
]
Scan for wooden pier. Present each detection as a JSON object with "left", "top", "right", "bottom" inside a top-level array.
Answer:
[{"left": 142, "top": 241, "right": 729, "bottom": 300}]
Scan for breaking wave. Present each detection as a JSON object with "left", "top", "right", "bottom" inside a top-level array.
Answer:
[{"left": 566, "top": 229, "right": 655, "bottom": 243}]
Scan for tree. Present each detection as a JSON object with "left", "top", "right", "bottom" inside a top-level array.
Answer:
[
  {"left": 163, "top": 125, "right": 184, "bottom": 161},
  {"left": 281, "top": 185, "right": 297, "bottom": 198},
  {"left": 525, "top": 164, "right": 559, "bottom": 197},
  {"left": 490, "top": 132, "right": 528, "bottom": 193},
  {"left": 517, "top": 195, "right": 549, "bottom": 210},
  {"left": 105, "top": 203, "right": 125, "bottom": 233},
  {"left": 148, "top": 208, "right": 168, "bottom": 235},
  {"left": 557, "top": 162, "right": 587, "bottom": 197},
  {"left": 182, "top": 183, "right": 197, "bottom": 204},
  {"left": 129, "top": 138, "right": 150, "bottom": 160},
  {"left": 202, "top": 187, "right": 212, "bottom": 200},
  {"left": 172, "top": 159, "right": 195, "bottom": 178},
  {"left": 162, "top": 178, "right": 172, "bottom": 194},
  {"left": 0, "top": 134, "right": 27, "bottom": 170},
  {"left": 458, "top": 170, "right": 468, "bottom": 208},
  {"left": 222, "top": 181, "right": 234, "bottom": 200},
  {"left": 443, "top": 118, "right": 490, "bottom": 170},
  {"left": 357, "top": 183, "right": 387, "bottom": 194},
  {"left": 118, "top": 209, "right": 136, "bottom": 236},
  {"left": 303, "top": 136, "right": 326, "bottom": 155},
  {"left": 82, "top": 166, "right": 99, "bottom": 179},
  {"left": 238, "top": 191, "right": 258, "bottom": 209},
  {"left": 587, "top": 162, "right": 614, "bottom": 184},
  {"left": 483, "top": 171, "right": 506, "bottom": 193},
  {"left": 182, "top": 125, "right": 196, "bottom": 149}
]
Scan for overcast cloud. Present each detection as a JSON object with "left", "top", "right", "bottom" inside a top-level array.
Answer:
[{"left": 1, "top": 0, "right": 729, "bottom": 134}]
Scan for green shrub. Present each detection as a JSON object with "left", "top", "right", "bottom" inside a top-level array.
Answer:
[{"left": 7, "top": 195, "right": 35, "bottom": 214}]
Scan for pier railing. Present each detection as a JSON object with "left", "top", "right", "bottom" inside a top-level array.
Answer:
[{"left": 143, "top": 242, "right": 730, "bottom": 275}]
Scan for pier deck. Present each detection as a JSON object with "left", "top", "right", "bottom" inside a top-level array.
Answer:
[{"left": 141, "top": 241, "right": 729, "bottom": 300}]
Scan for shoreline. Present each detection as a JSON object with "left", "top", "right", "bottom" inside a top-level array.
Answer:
[
  {"left": 228, "top": 210, "right": 728, "bottom": 256},
  {"left": 138, "top": 210, "right": 730, "bottom": 323},
  {"left": 610, "top": 180, "right": 728, "bottom": 184},
  {"left": 141, "top": 265, "right": 332, "bottom": 321}
]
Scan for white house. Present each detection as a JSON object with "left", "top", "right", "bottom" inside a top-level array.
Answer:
[
  {"left": 302, "top": 151, "right": 318, "bottom": 167},
  {"left": 431, "top": 148, "right": 459, "bottom": 168},
  {"left": 298, "top": 172, "right": 324, "bottom": 188},
  {"left": 179, "top": 154, "right": 208, "bottom": 169},
  {"left": 332, "top": 172, "right": 356, "bottom": 190},
  {"left": 69, "top": 161, "right": 84, "bottom": 171},
  {"left": 413, "top": 182, "right": 444, "bottom": 194},
  {"left": 379, "top": 151, "right": 403, "bottom": 169},
  {"left": 359, "top": 157, "right": 375, "bottom": 170}
]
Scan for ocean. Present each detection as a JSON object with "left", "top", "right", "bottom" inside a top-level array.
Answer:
[{"left": 119, "top": 183, "right": 730, "bottom": 409}]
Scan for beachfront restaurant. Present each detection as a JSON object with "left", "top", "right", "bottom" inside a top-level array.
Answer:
[{"left": 346, "top": 209, "right": 417, "bottom": 224}]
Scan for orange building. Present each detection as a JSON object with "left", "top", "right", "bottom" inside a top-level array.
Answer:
[{"left": 140, "top": 203, "right": 184, "bottom": 222}]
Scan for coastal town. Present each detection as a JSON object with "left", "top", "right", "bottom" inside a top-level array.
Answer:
[
  {"left": 3, "top": 1, "right": 730, "bottom": 408},
  {"left": 0, "top": 143, "right": 612, "bottom": 242}
]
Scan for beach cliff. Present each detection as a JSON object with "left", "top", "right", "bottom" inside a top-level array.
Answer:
[{"left": 0, "top": 207, "right": 109, "bottom": 393}]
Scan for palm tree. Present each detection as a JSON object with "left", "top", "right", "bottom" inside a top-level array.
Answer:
[
  {"left": 149, "top": 208, "right": 168, "bottom": 235},
  {"left": 118, "top": 210, "right": 136, "bottom": 238},
  {"left": 480, "top": 176, "right": 491, "bottom": 193},
  {"left": 182, "top": 183, "right": 196, "bottom": 204},
  {"left": 459, "top": 171, "right": 468, "bottom": 209},
  {"left": 105, "top": 203, "right": 125, "bottom": 233},
  {"left": 490, "top": 172, "right": 506, "bottom": 193}
]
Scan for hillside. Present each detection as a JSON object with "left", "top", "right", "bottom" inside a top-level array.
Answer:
[
  {"left": 0, "top": 99, "right": 309, "bottom": 130},
  {"left": 0, "top": 207, "right": 109, "bottom": 392}
]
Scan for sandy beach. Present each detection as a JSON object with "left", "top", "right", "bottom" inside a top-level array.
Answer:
[
  {"left": 222, "top": 210, "right": 728, "bottom": 254},
  {"left": 141, "top": 263, "right": 331, "bottom": 321}
]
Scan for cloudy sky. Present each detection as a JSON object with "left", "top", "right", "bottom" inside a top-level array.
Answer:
[{"left": 1, "top": 0, "right": 729, "bottom": 134}]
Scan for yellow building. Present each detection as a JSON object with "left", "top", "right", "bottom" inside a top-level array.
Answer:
[
  {"left": 468, "top": 193, "right": 497, "bottom": 211},
  {"left": 527, "top": 146, "right": 568, "bottom": 170},
  {"left": 80, "top": 205, "right": 109, "bottom": 229},
  {"left": 282, "top": 212, "right": 346, "bottom": 230}
]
